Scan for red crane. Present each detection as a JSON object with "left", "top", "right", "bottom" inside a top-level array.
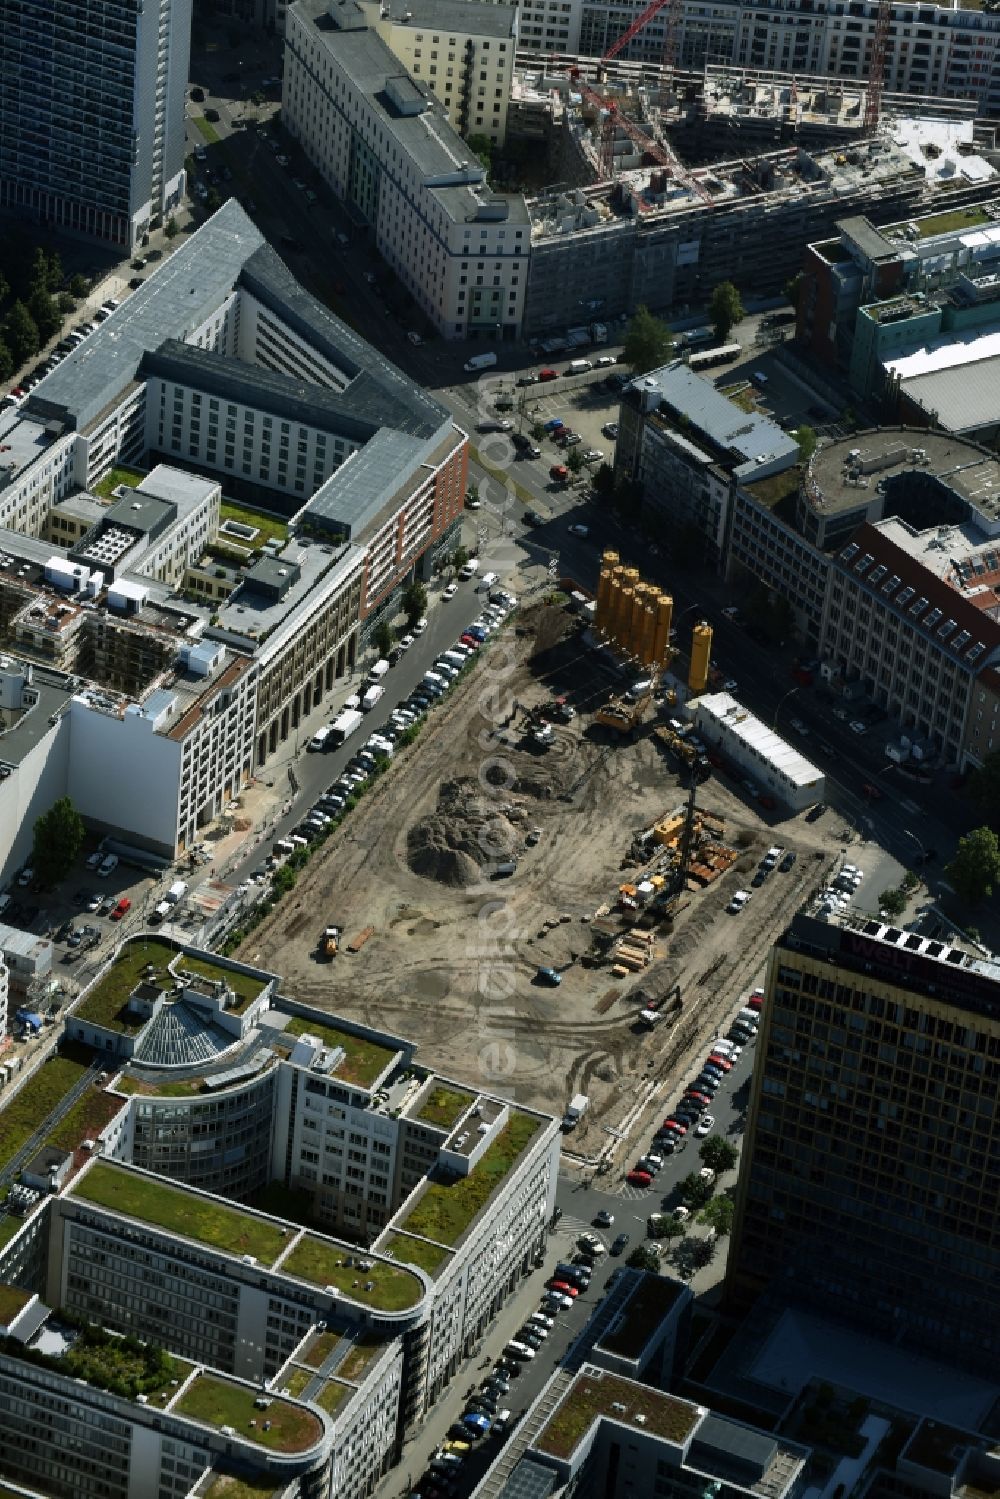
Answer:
[
  {"left": 603, "top": 0, "right": 676, "bottom": 64},
  {"left": 864, "top": 0, "right": 892, "bottom": 133}
]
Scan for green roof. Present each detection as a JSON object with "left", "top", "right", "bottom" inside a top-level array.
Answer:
[
  {"left": 173, "top": 1374, "right": 323, "bottom": 1454},
  {"left": 74, "top": 938, "right": 181, "bottom": 1033},
  {"left": 316, "top": 1379, "right": 350, "bottom": 1416},
  {"left": 915, "top": 205, "right": 991, "bottom": 238},
  {"left": 0, "top": 1041, "right": 100, "bottom": 1174},
  {"left": 283, "top": 1016, "right": 397, "bottom": 1089},
  {"left": 204, "top": 1475, "right": 282, "bottom": 1499},
  {"left": 3, "top": 1314, "right": 193, "bottom": 1401},
  {"left": 337, "top": 1336, "right": 385, "bottom": 1383},
  {"left": 380, "top": 1233, "right": 451, "bottom": 1277},
  {"left": 75, "top": 940, "right": 269, "bottom": 1033},
  {"left": 71, "top": 1164, "right": 290, "bottom": 1266},
  {"left": 175, "top": 954, "right": 268, "bottom": 1013},
  {"left": 397, "top": 1113, "right": 541, "bottom": 1247},
  {"left": 299, "top": 1329, "right": 345, "bottom": 1369},
  {"left": 598, "top": 1276, "right": 686, "bottom": 1360},
  {"left": 0, "top": 1285, "right": 32, "bottom": 1327},
  {"left": 278, "top": 1366, "right": 314, "bottom": 1398},
  {"left": 536, "top": 1372, "right": 699, "bottom": 1459},
  {"left": 413, "top": 1084, "right": 475, "bottom": 1131},
  {"left": 279, "top": 1235, "right": 423, "bottom": 1311}
]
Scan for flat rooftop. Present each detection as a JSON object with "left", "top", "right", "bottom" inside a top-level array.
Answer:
[
  {"left": 596, "top": 1273, "right": 687, "bottom": 1361},
  {"left": 534, "top": 1366, "right": 703, "bottom": 1459},
  {"left": 807, "top": 429, "right": 1000, "bottom": 516},
  {"left": 693, "top": 693, "right": 824, "bottom": 792},
  {"left": 277, "top": 1234, "right": 424, "bottom": 1311},
  {"left": 0, "top": 672, "right": 73, "bottom": 768},
  {"left": 898, "top": 350, "right": 1000, "bottom": 435},
  {"left": 628, "top": 361, "right": 798, "bottom": 479},
  {"left": 215, "top": 534, "right": 361, "bottom": 645},
  {"left": 270, "top": 1011, "right": 401, "bottom": 1090},
  {"left": 0, "top": 409, "right": 63, "bottom": 489}
]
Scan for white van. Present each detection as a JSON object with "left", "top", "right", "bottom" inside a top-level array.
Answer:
[
  {"left": 458, "top": 558, "right": 480, "bottom": 579},
  {"left": 368, "top": 659, "right": 390, "bottom": 681},
  {"left": 504, "top": 1341, "right": 535, "bottom": 1361},
  {"left": 737, "top": 1007, "right": 759, "bottom": 1029},
  {"left": 567, "top": 358, "right": 593, "bottom": 374},
  {"left": 477, "top": 571, "right": 498, "bottom": 593},
  {"left": 440, "top": 651, "right": 466, "bottom": 670}
]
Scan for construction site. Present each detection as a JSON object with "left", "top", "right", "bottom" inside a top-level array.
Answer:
[
  {"left": 240, "top": 565, "right": 837, "bottom": 1162},
  {"left": 508, "top": 0, "right": 1000, "bottom": 334}
]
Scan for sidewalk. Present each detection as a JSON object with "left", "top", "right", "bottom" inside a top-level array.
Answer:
[{"left": 375, "top": 1225, "right": 581, "bottom": 1499}]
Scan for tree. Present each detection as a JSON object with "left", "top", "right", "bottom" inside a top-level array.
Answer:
[
  {"left": 655, "top": 1215, "right": 687, "bottom": 1241},
  {"left": 567, "top": 445, "right": 584, "bottom": 474},
  {"left": 699, "top": 1136, "right": 738, "bottom": 1174},
  {"left": 45, "top": 249, "right": 63, "bottom": 292},
  {"left": 401, "top": 579, "right": 428, "bottom": 627},
  {"left": 625, "top": 1245, "right": 660, "bottom": 1273},
  {"left": 164, "top": 216, "right": 179, "bottom": 240},
  {"left": 0, "top": 337, "right": 13, "bottom": 383},
  {"left": 69, "top": 273, "right": 90, "bottom": 299},
  {"left": 784, "top": 271, "right": 804, "bottom": 313},
  {"left": 709, "top": 280, "right": 745, "bottom": 342},
  {"left": 968, "top": 750, "right": 1000, "bottom": 824},
  {"left": 452, "top": 545, "right": 469, "bottom": 572},
  {"left": 373, "top": 621, "right": 393, "bottom": 659},
  {"left": 466, "top": 133, "right": 493, "bottom": 174},
  {"left": 593, "top": 463, "right": 615, "bottom": 499},
  {"left": 678, "top": 1171, "right": 715, "bottom": 1210},
  {"left": 623, "top": 304, "right": 674, "bottom": 374},
  {"left": 32, "top": 797, "right": 85, "bottom": 889},
  {"left": 58, "top": 292, "right": 76, "bottom": 315},
  {"left": 531, "top": 422, "right": 545, "bottom": 442},
  {"left": 466, "top": 481, "right": 480, "bottom": 508},
  {"left": 878, "top": 887, "right": 906, "bottom": 918},
  {"left": 698, "top": 1196, "right": 734, "bottom": 1238},
  {"left": 794, "top": 425, "right": 817, "bottom": 464},
  {"left": 27, "top": 286, "right": 60, "bottom": 344},
  {"left": 946, "top": 826, "right": 1000, "bottom": 907},
  {"left": 4, "top": 300, "right": 39, "bottom": 364}
]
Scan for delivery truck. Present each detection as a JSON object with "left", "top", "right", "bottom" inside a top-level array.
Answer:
[
  {"left": 329, "top": 708, "right": 363, "bottom": 746},
  {"left": 464, "top": 351, "right": 498, "bottom": 372},
  {"left": 361, "top": 683, "right": 384, "bottom": 712},
  {"left": 562, "top": 1093, "right": 589, "bottom": 1130}
]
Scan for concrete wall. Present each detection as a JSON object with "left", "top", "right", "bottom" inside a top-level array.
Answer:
[
  {"left": 66, "top": 699, "right": 181, "bottom": 858},
  {"left": 0, "top": 716, "right": 71, "bottom": 890}
]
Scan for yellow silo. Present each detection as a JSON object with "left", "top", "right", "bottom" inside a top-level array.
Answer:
[
  {"left": 651, "top": 593, "right": 673, "bottom": 667},
  {"left": 689, "top": 620, "right": 713, "bottom": 694},
  {"left": 596, "top": 551, "right": 619, "bottom": 631},
  {"left": 629, "top": 585, "right": 649, "bottom": 656},
  {"left": 638, "top": 604, "right": 657, "bottom": 665},
  {"left": 603, "top": 566, "right": 624, "bottom": 639},
  {"left": 614, "top": 586, "right": 634, "bottom": 646}
]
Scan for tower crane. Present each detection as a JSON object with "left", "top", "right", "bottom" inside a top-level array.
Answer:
[{"left": 864, "top": 0, "right": 892, "bottom": 133}]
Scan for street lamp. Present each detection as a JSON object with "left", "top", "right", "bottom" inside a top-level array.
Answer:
[
  {"left": 773, "top": 686, "right": 799, "bottom": 730},
  {"left": 904, "top": 827, "right": 926, "bottom": 865}
]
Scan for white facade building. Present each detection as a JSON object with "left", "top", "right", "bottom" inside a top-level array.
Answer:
[
  {"left": 283, "top": 0, "right": 530, "bottom": 340},
  {"left": 360, "top": 0, "right": 518, "bottom": 145},
  {"left": 691, "top": 691, "right": 826, "bottom": 812}
]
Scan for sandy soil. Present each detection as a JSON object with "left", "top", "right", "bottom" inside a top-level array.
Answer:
[{"left": 240, "top": 603, "right": 834, "bottom": 1151}]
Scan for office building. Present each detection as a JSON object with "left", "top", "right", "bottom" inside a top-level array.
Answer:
[
  {"left": 0, "top": 202, "right": 468, "bottom": 873},
  {"left": 615, "top": 361, "right": 798, "bottom": 566},
  {"left": 0, "top": 935, "right": 559, "bottom": 1497},
  {"left": 359, "top": 0, "right": 518, "bottom": 146},
  {"left": 283, "top": 0, "right": 529, "bottom": 339},
  {"left": 728, "top": 911, "right": 1000, "bottom": 1363},
  {"left": 0, "top": 0, "right": 191, "bottom": 251}
]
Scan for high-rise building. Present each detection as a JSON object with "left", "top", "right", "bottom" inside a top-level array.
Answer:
[
  {"left": 0, "top": 0, "right": 191, "bottom": 251},
  {"left": 728, "top": 911, "right": 1000, "bottom": 1365}
]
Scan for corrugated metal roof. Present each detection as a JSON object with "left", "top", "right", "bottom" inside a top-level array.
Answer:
[
  {"left": 900, "top": 356, "right": 1000, "bottom": 433},
  {"left": 629, "top": 362, "right": 798, "bottom": 478},
  {"left": 695, "top": 693, "right": 823, "bottom": 790}
]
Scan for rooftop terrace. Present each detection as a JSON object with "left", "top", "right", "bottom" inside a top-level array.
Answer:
[
  {"left": 70, "top": 1163, "right": 291, "bottom": 1266},
  {"left": 172, "top": 1373, "right": 323, "bottom": 1455},
  {"left": 535, "top": 1368, "right": 702, "bottom": 1460},
  {"left": 395, "top": 1112, "right": 541, "bottom": 1247},
  {"left": 411, "top": 1083, "right": 475, "bottom": 1132},
  {"left": 6, "top": 1311, "right": 194, "bottom": 1403}
]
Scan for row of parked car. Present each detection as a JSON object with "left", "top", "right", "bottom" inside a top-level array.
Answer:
[
  {"left": 626, "top": 992, "right": 764, "bottom": 1188},
  {"left": 280, "top": 591, "right": 517, "bottom": 851}
]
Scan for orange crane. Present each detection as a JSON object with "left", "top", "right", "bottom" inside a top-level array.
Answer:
[
  {"left": 864, "top": 0, "right": 892, "bottom": 134},
  {"left": 567, "top": 0, "right": 712, "bottom": 196}
]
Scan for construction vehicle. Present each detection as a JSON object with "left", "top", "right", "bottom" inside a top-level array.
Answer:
[{"left": 320, "top": 925, "right": 340, "bottom": 959}]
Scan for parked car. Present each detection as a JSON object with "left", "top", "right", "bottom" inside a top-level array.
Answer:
[
  {"left": 695, "top": 1113, "right": 715, "bottom": 1136},
  {"left": 626, "top": 1169, "right": 653, "bottom": 1187},
  {"left": 110, "top": 898, "right": 131, "bottom": 921},
  {"left": 594, "top": 1209, "right": 614, "bottom": 1227},
  {"left": 610, "top": 1232, "right": 630, "bottom": 1255}
]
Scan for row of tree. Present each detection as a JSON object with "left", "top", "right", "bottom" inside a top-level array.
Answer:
[
  {"left": 621, "top": 282, "right": 747, "bottom": 375},
  {"left": 0, "top": 246, "right": 91, "bottom": 381}
]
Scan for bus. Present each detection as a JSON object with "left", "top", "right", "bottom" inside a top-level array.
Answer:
[{"left": 688, "top": 343, "right": 742, "bottom": 372}]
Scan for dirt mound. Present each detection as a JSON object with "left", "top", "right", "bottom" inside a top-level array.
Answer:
[{"left": 407, "top": 777, "right": 522, "bottom": 886}]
